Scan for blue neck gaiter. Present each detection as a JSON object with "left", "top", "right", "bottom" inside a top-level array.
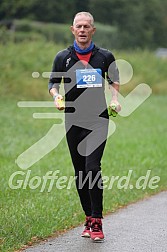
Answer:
[{"left": 74, "top": 40, "right": 94, "bottom": 55}]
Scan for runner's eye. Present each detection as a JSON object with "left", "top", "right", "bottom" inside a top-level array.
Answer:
[{"left": 75, "top": 25, "right": 91, "bottom": 29}]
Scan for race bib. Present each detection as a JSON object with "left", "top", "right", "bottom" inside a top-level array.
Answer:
[{"left": 76, "top": 68, "right": 102, "bottom": 88}]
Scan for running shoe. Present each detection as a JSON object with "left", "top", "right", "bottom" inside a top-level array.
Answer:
[
  {"left": 81, "top": 216, "right": 92, "bottom": 238},
  {"left": 90, "top": 218, "right": 104, "bottom": 242}
]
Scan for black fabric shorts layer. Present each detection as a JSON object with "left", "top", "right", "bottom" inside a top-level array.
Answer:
[{"left": 65, "top": 122, "right": 108, "bottom": 218}]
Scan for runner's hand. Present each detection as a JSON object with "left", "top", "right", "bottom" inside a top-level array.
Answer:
[
  {"left": 110, "top": 100, "right": 121, "bottom": 113},
  {"left": 54, "top": 94, "right": 65, "bottom": 110}
]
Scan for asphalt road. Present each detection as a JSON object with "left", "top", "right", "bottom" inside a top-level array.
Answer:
[{"left": 24, "top": 191, "right": 167, "bottom": 252}]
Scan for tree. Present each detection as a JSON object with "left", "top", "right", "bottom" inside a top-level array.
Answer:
[{"left": 0, "top": 0, "right": 167, "bottom": 48}]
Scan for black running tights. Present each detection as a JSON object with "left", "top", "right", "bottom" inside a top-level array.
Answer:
[{"left": 66, "top": 124, "right": 108, "bottom": 218}]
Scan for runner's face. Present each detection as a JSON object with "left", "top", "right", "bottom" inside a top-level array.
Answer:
[{"left": 71, "top": 15, "right": 96, "bottom": 46}]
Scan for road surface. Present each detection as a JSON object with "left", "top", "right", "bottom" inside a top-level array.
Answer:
[{"left": 24, "top": 191, "right": 167, "bottom": 252}]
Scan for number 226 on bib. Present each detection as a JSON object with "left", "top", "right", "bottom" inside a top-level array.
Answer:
[{"left": 76, "top": 68, "right": 102, "bottom": 88}]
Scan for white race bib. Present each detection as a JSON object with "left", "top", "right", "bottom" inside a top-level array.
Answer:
[{"left": 76, "top": 68, "right": 102, "bottom": 88}]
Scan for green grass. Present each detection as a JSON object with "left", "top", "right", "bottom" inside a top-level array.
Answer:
[
  {"left": 1, "top": 41, "right": 167, "bottom": 101},
  {"left": 0, "top": 41, "right": 167, "bottom": 251},
  {"left": 0, "top": 95, "right": 167, "bottom": 251},
  {"left": 115, "top": 49, "right": 167, "bottom": 95}
]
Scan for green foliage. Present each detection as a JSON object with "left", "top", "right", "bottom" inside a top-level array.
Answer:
[
  {"left": 14, "top": 19, "right": 73, "bottom": 44},
  {"left": 0, "top": 27, "right": 14, "bottom": 44},
  {"left": 0, "top": 41, "right": 167, "bottom": 101},
  {"left": 93, "top": 23, "right": 118, "bottom": 48},
  {"left": 90, "top": 0, "right": 167, "bottom": 49},
  {"left": 0, "top": 20, "right": 118, "bottom": 48},
  {"left": 0, "top": 41, "right": 167, "bottom": 251},
  {"left": 0, "top": 0, "right": 167, "bottom": 48},
  {"left": 0, "top": 0, "right": 77, "bottom": 23},
  {"left": 0, "top": 95, "right": 167, "bottom": 251}
]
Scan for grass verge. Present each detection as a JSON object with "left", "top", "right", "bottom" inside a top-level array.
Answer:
[{"left": 0, "top": 95, "right": 167, "bottom": 251}]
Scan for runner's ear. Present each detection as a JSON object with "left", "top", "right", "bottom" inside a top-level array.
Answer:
[
  {"left": 92, "top": 27, "right": 96, "bottom": 34},
  {"left": 70, "top": 26, "right": 75, "bottom": 35}
]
